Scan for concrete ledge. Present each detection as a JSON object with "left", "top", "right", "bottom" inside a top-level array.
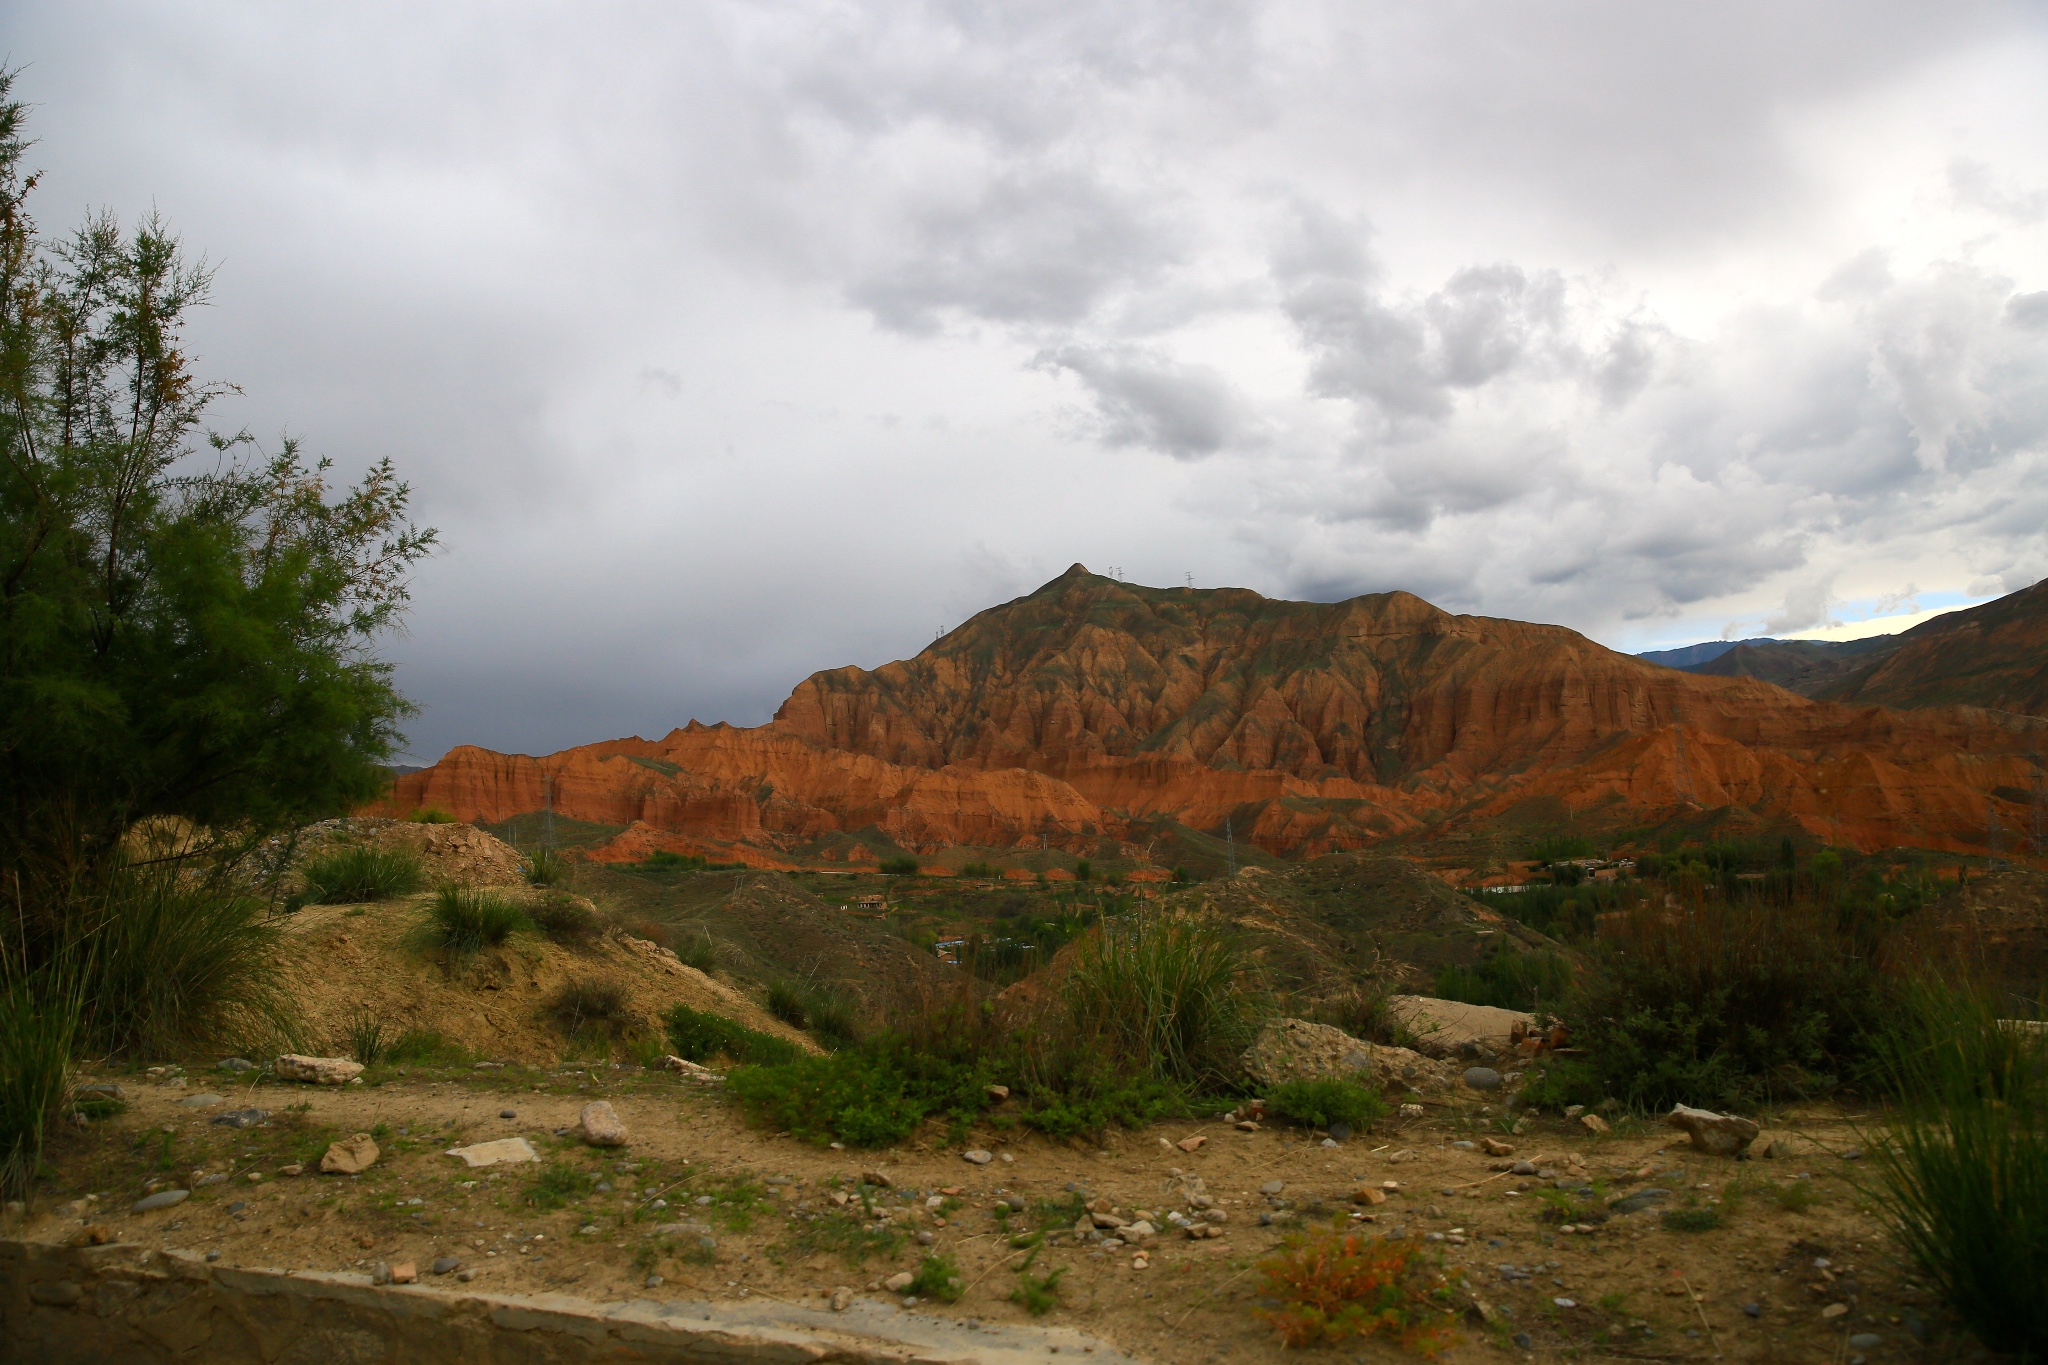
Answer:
[{"left": 1, "top": 1238, "right": 1142, "bottom": 1364}]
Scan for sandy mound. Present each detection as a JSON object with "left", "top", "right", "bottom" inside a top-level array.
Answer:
[
  {"left": 274, "top": 895, "right": 811, "bottom": 1065},
  {"left": 282, "top": 818, "right": 530, "bottom": 891}
]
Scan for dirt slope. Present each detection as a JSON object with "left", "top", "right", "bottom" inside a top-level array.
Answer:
[{"left": 1819, "top": 578, "right": 2048, "bottom": 718}]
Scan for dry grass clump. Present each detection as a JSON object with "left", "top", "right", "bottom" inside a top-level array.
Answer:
[{"left": 1254, "top": 1229, "right": 1465, "bottom": 1355}]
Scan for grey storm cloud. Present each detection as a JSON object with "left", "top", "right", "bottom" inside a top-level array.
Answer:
[{"left": 8, "top": 1, "right": 2047, "bottom": 759}]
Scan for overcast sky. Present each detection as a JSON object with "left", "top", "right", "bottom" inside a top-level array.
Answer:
[{"left": 10, "top": 2, "right": 2048, "bottom": 761}]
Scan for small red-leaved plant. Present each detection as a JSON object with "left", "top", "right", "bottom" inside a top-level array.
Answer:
[{"left": 1253, "top": 1228, "right": 1465, "bottom": 1356}]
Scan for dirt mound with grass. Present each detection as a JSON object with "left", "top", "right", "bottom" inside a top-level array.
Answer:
[
  {"left": 274, "top": 894, "right": 810, "bottom": 1066},
  {"left": 286, "top": 818, "right": 529, "bottom": 891}
]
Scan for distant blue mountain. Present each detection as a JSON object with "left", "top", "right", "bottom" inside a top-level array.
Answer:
[{"left": 1636, "top": 638, "right": 1780, "bottom": 667}]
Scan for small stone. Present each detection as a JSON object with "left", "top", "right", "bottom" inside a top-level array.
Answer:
[
  {"left": 830, "top": 1286, "right": 854, "bottom": 1311},
  {"left": 1849, "top": 1333, "right": 1880, "bottom": 1349},
  {"left": 445, "top": 1137, "right": 539, "bottom": 1168},
  {"left": 1665, "top": 1104, "right": 1761, "bottom": 1156},
  {"left": 861, "top": 1169, "right": 893, "bottom": 1188},
  {"left": 132, "top": 1189, "right": 190, "bottom": 1214},
  {"left": 1399, "top": 1103, "right": 1425, "bottom": 1118},
  {"left": 1563, "top": 1104, "right": 1585, "bottom": 1119},
  {"left": 369, "top": 1262, "right": 392, "bottom": 1285},
  {"left": 320, "top": 1133, "right": 380, "bottom": 1175},
  {"left": 1327, "top": 1121, "right": 1352, "bottom": 1141},
  {"left": 1351, "top": 1186, "right": 1387, "bottom": 1205},
  {"left": 278, "top": 1164, "right": 303, "bottom": 1177},
  {"left": 205, "top": 1250, "right": 221, "bottom": 1262},
  {"left": 1260, "top": 1180, "right": 1285, "bottom": 1195},
  {"left": 1463, "top": 1067, "right": 1503, "bottom": 1091},
  {"left": 1513, "top": 1331, "right": 1534, "bottom": 1350},
  {"left": 456, "top": 1269, "right": 478, "bottom": 1282},
  {"left": 499, "top": 1110, "right": 516, "bottom": 1120},
  {"left": 1743, "top": 1302, "right": 1762, "bottom": 1318},
  {"left": 916, "top": 1230, "right": 936, "bottom": 1246},
  {"left": 211, "top": 1109, "right": 270, "bottom": 1130},
  {"left": 985, "top": 1085, "right": 1010, "bottom": 1101},
  {"left": 431, "top": 1256, "right": 460, "bottom": 1275},
  {"left": 389, "top": 1261, "right": 417, "bottom": 1284},
  {"left": 1480, "top": 1137, "right": 1514, "bottom": 1156},
  {"left": 1580, "top": 1114, "right": 1610, "bottom": 1134},
  {"left": 1841, "top": 1148, "right": 1863, "bottom": 1161},
  {"left": 1452, "top": 1140, "right": 1476, "bottom": 1150},
  {"left": 1765, "top": 1139, "right": 1791, "bottom": 1159},
  {"left": 577, "top": 1101, "right": 628, "bottom": 1147},
  {"left": 274, "top": 1054, "right": 364, "bottom": 1086},
  {"left": 227, "top": 1202, "right": 247, "bottom": 1215},
  {"left": 217, "top": 1057, "right": 255, "bottom": 1072},
  {"left": 643, "top": 1273, "right": 664, "bottom": 1288},
  {"left": 883, "top": 1271, "right": 914, "bottom": 1292},
  {"left": 1821, "top": 1303, "right": 1849, "bottom": 1319},
  {"left": 962, "top": 1149, "right": 992, "bottom": 1165},
  {"left": 1511, "top": 1160, "right": 1538, "bottom": 1175},
  {"left": 1554, "top": 1297, "right": 1576, "bottom": 1309},
  {"left": 1320, "top": 1137, "right": 1339, "bottom": 1148},
  {"left": 1177, "top": 1135, "right": 1207, "bottom": 1153},
  {"left": 175, "top": 1092, "right": 226, "bottom": 1108}
]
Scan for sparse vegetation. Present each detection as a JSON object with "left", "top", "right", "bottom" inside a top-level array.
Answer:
[
  {"left": 340, "top": 1008, "right": 392, "bottom": 1065},
  {"left": 427, "top": 885, "right": 526, "bottom": 955},
  {"left": 879, "top": 856, "right": 920, "bottom": 876},
  {"left": 548, "top": 978, "right": 632, "bottom": 1037},
  {"left": 525, "top": 1161, "right": 598, "bottom": 1209},
  {"left": 1264, "top": 1078, "right": 1388, "bottom": 1132},
  {"left": 1054, "top": 909, "right": 1266, "bottom": 1090},
  {"left": 1253, "top": 1228, "right": 1465, "bottom": 1354},
  {"left": 530, "top": 893, "right": 600, "bottom": 944},
  {"left": 664, "top": 1004, "right": 805, "bottom": 1066},
  {"left": 407, "top": 806, "right": 456, "bottom": 824},
  {"left": 382, "top": 1028, "right": 467, "bottom": 1066},
  {"left": 302, "top": 845, "right": 425, "bottom": 904},
  {"left": 1432, "top": 947, "right": 1573, "bottom": 1012},
  {"left": 908, "top": 1252, "right": 964, "bottom": 1302},
  {"left": 525, "top": 846, "right": 567, "bottom": 886},
  {"left": 1011, "top": 1261, "right": 1066, "bottom": 1315}
]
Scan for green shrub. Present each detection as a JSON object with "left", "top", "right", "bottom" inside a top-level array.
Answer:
[
  {"left": 428, "top": 885, "right": 526, "bottom": 954},
  {"left": 407, "top": 807, "right": 456, "bottom": 824},
  {"left": 530, "top": 894, "right": 600, "bottom": 944},
  {"left": 1517, "top": 1055, "right": 1604, "bottom": 1112},
  {"left": 663, "top": 1004, "right": 804, "bottom": 1066},
  {"left": 765, "top": 980, "right": 811, "bottom": 1028},
  {"left": 879, "top": 857, "right": 920, "bottom": 877},
  {"left": 1562, "top": 900, "right": 1887, "bottom": 1110},
  {"left": 764, "top": 980, "right": 863, "bottom": 1047},
  {"left": 1056, "top": 909, "right": 1267, "bottom": 1090},
  {"left": 526, "top": 1162, "right": 598, "bottom": 1209},
  {"left": 677, "top": 934, "right": 718, "bottom": 973},
  {"left": 726, "top": 1032, "right": 990, "bottom": 1146},
  {"left": 550, "top": 978, "right": 631, "bottom": 1036},
  {"left": 1866, "top": 982, "right": 2048, "bottom": 1357},
  {"left": 1660, "top": 1206, "right": 1723, "bottom": 1232},
  {"left": 525, "top": 847, "right": 567, "bottom": 886},
  {"left": 1264, "top": 1079, "right": 1387, "bottom": 1132},
  {"left": 1011, "top": 1264, "right": 1065, "bottom": 1314},
  {"left": 1074, "top": 859, "right": 1092, "bottom": 882},
  {"left": 960, "top": 861, "right": 996, "bottom": 878},
  {"left": 643, "top": 850, "right": 709, "bottom": 870},
  {"left": 302, "top": 845, "right": 425, "bottom": 904},
  {"left": 0, "top": 970, "right": 80, "bottom": 1198},
  {"left": 1015, "top": 1073, "right": 1185, "bottom": 1138},
  {"left": 1433, "top": 948, "right": 1573, "bottom": 1012}
]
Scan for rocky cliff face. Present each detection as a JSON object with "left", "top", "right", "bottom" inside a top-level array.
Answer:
[{"left": 377, "top": 567, "right": 2048, "bottom": 858}]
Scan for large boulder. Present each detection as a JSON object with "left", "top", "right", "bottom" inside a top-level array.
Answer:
[
  {"left": 1241, "top": 1018, "right": 1455, "bottom": 1092},
  {"left": 1387, "top": 996, "right": 1533, "bottom": 1059},
  {"left": 275, "top": 1054, "right": 364, "bottom": 1086},
  {"left": 1665, "top": 1104, "right": 1761, "bottom": 1156}
]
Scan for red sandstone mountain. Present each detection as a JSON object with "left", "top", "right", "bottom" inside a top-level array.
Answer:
[{"left": 378, "top": 568, "right": 2048, "bottom": 858}]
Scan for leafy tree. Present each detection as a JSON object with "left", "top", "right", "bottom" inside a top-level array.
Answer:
[{"left": 0, "top": 71, "right": 436, "bottom": 961}]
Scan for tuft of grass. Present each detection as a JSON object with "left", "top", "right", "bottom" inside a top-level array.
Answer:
[
  {"left": 1056, "top": 909, "right": 1267, "bottom": 1090},
  {"left": 530, "top": 893, "right": 600, "bottom": 945},
  {"left": 1311, "top": 983, "right": 1417, "bottom": 1049},
  {"left": 428, "top": 885, "right": 526, "bottom": 955},
  {"left": 676, "top": 933, "right": 718, "bottom": 973},
  {"left": 384, "top": 1028, "right": 467, "bottom": 1066},
  {"left": 549, "top": 978, "right": 631, "bottom": 1037},
  {"left": 407, "top": 806, "right": 456, "bottom": 824},
  {"left": 879, "top": 856, "right": 920, "bottom": 877},
  {"left": 1011, "top": 1262, "right": 1066, "bottom": 1315},
  {"left": 1265, "top": 1078, "right": 1388, "bottom": 1132},
  {"left": 302, "top": 845, "right": 424, "bottom": 903},
  {"left": 664, "top": 1004, "right": 804, "bottom": 1067},
  {"left": 764, "top": 979, "right": 864, "bottom": 1047},
  {"left": 525, "top": 1161, "right": 597, "bottom": 1209},
  {"left": 1865, "top": 981, "right": 2048, "bottom": 1358},
  {"left": 1660, "top": 1206, "right": 1723, "bottom": 1233},
  {"left": 1253, "top": 1229, "right": 1466, "bottom": 1355},
  {"left": 908, "top": 1252, "right": 964, "bottom": 1303},
  {"left": 340, "top": 1008, "right": 391, "bottom": 1066},
  {"left": 0, "top": 969, "right": 80, "bottom": 1199},
  {"left": 1772, "top": 1179, "right": 1819, "bottom": 1214},
  {"left": 1433, "top": 948, "right": 1574, "bottom": 1012},
  {"left": 524, "top": 846, "right": 567, "bottom": 886},
  {"left": 765, "top": 979, "right": 811, "bottom": 1028}
]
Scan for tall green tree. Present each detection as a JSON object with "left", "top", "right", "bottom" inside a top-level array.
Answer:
[{"left": 0, "top": 71, "right": 436, "bottom": 953}]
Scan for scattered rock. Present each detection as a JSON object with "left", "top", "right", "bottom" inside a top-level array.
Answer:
[
  {"left": 883, "top": 1271, "right": 915, "bottom": 1292},
  {"left": 389, "top": 1261, "right": 417, "bottom": 1284},
  {"left": 210, "top": 1109, "right": 270, "bottom": 1129},
  {"left": 985, "top": 1085, "right": 1010, "bottom": 1101},
  {"left": 644, "top": 1274, "right": 664, "bottom": 1289},
  {"left": 278, "top": 1164, "right": 304, "bottom": 1177},
  {"left": 217, "top": 1058, "right": 255, "bottom": 1073},
  {"left": 456, "top": 1269, "right": 478, "bottom": 1283},
  {"left": 369, "top": 1263, "right": 393, "bottom": 1285},
  {"left": 1563, "top": 1104, "right": 1585, "bottom": 1119},
  {"left": 499, "top": 1110, "right": 517, "bottom": 1120},
  {"left": 962, "top": 1149, "right": 993, "bottom": 1165},
  {"left": 1580, "top": 1114, "right": 1610, "bottom": 1135},
  {"left": 431, "top": 1257, "right": 461, "bottom": 1275},
  {"left": 1821, "top": 1303, "right": 1849, "bottom": 1319},
  {"left": 916, "top": 1231, "right": 935, "bottom": 1246},
  {"left": 861, "top": 1170, "right": 893, "bottom": 1188},
  {"left": 1511, "top": 1161, "right": 1538, "bottom": 1176},
  {"left": 1607, "top": 1188, "right": 1671, "bottom": 1215},
  {"left": 1849, "top": 1333, "right": 1880, "bottom": 1349},
  {"left": 1350, "top": 1186, "right": 1387, "bottom": 1205},
  {"left": 1399, "top": 1103, "right": 1425, "bottom": 1118},
  {"left": 1480, "top": 1137, "right": 1514, "bottom": 1156},
  {"left": 1177, "top": 1136, "right": 1207, "bottom": 1153},
  {"left": 131, "top": 1190, "right": 189, "bottom": 1214},
  {"left": 657, "top": 1056, "right": 722, "bottom": 1082},
  {"left": 174, "top": 1093, "right": 226, "bottom": 1108},
  {"left": 1513, "top": 1331, "right": 1534, "bottom": 1350},
  {"left": 275, "top": 1054, "right": 364, "bottom": 1086},
  {"left": 577, "top": 1101, "right": 628, "bottom": 1147},
  {"left": 446, "top": 1137, "right": 540, "bottom": 1168},
  {"left": 70, "top": 1225, "right": 112, "bottom": 1247},
  {"left": 75, "top": 1083, "right": 127, "bottom": 1100},
  {"left": 1260, "top": 1180, "right": 1285, "bottom": 1196},
  {"left": 1742, "top": 1303, "right": 1762, "bottom": 1318},
  {"left": 1463, "top": 1067, "right": 1503, "bottom": 1091},
  {"left": 830, "top": 1287, "right": 854, "bottom": 1312},
  {"left": 1327, "top": 1121, "right": 1352, "bottom": 1141},
  {"left": 1665, "top": 1104, "right": 1760, "bottom": 1156},
  {"left": 319, "top": 1133, "right": 381, "bottom": 1175}
]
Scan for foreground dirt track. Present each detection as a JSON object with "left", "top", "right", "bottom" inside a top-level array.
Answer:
[{"left": 8, "top": 1065, "right": 1967, "bottom": 1364}]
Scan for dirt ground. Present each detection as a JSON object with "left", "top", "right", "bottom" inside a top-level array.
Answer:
[{"left": 10, "top": 1062, "right": 1975, "bottom": 1365}]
